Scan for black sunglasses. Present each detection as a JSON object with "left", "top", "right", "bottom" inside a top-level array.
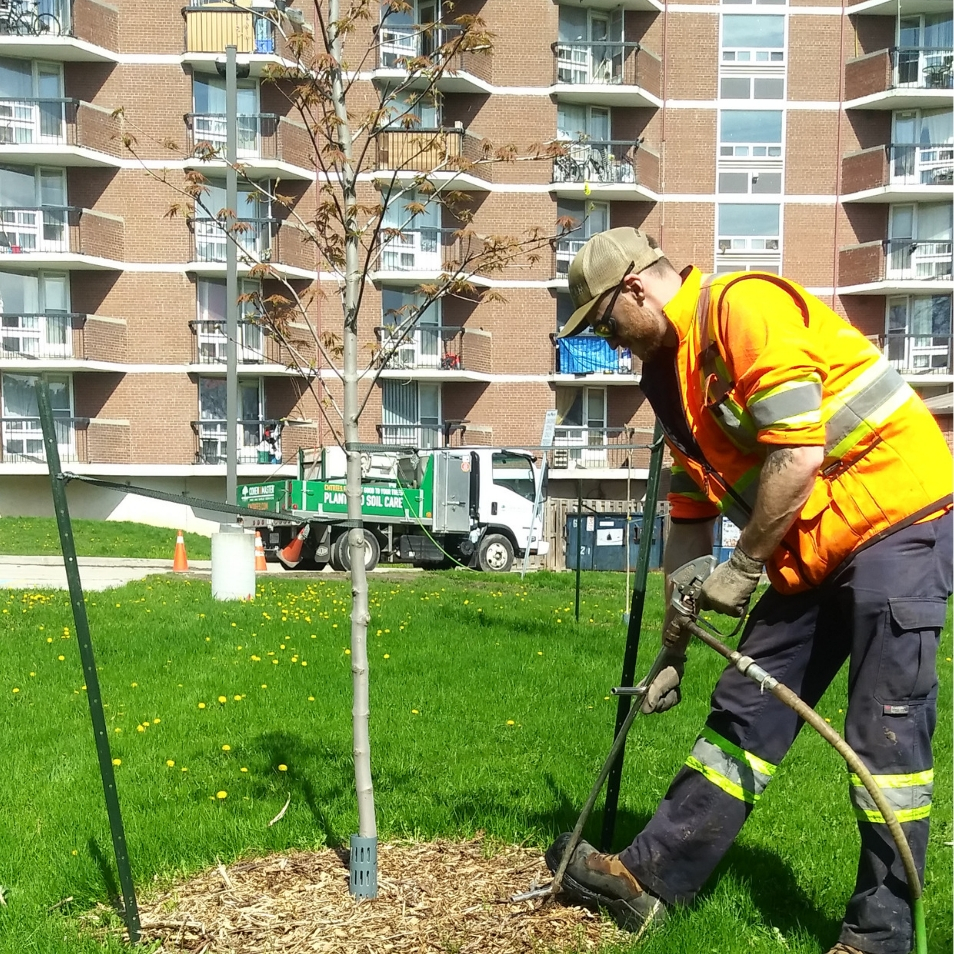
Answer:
[{"left": 589, "top": 260, "right": 635, "bottom": 338}]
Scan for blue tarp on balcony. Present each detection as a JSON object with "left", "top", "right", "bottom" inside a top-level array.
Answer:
[{"left": 557, "top": 336, "right": 629, "bottom": 374}]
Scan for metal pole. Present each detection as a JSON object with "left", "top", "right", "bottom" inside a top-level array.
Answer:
[
  {"left": 600, "top": 419, "right": 664, "bottom": 851},
  {"left": 574, "top": 477, "right": 582, "bottom": 622},
  {"left": 35, "top": 377, "right": 141, "bottom": 943},
  {"left": 225, "top": 43, "right": 239, "bottom": 507}
]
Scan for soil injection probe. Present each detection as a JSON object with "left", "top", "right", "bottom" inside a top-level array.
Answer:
[{"left": 513, "top": 555, "right": 929, "bottom": 954}]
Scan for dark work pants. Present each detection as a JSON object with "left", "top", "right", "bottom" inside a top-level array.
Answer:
[{"left": 620, "top": 512, "right": 952, "bottom": 954}]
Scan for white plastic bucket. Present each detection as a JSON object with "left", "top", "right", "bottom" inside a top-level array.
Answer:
[{"left": 211, "top": 528, "right": 256, "bottom": 601}]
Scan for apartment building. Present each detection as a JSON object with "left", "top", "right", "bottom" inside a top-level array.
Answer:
[{"left": 0, "top": 0, "right": 950, "bottom": 525}]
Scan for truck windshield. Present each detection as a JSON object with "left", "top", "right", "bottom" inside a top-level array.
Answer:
[{"left": 492, "top": 452, "right": 536, "bottom": 502}]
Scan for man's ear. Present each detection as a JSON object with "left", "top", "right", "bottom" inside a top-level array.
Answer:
[{"left": 622, "top": 273, "right": 645, "bottom": 301}]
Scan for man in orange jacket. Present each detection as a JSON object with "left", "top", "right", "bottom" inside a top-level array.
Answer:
[{"left": 546, "top": 228, "right": 952, "bottom": 954}]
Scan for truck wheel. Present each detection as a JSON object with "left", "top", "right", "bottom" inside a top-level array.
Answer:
[
  {"left": 334, "top": 531, "right": 381, "bottom": 572},
  {"left": 477, "top": 534, "right": 514, "bottom": 573}
]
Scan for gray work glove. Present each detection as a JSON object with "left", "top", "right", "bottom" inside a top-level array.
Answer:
[
  {"left": 699, "top": 546, "right": 763, "bottom": 617},
  {"left": 640, "top": 650, "right": 686, "bottom": 714}
]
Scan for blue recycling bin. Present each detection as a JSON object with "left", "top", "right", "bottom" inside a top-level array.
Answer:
[{"left": 566, "top": 513, "right": 664, "bottom": 572}]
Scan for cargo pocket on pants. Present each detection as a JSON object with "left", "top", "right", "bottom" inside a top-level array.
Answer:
[{"left": 876, "top": 598, "right": 948, "bottom": 706}]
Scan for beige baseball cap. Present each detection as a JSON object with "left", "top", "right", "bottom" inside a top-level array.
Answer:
[{"left": 557, "top": 227, "right": 664, "bottom": 338}]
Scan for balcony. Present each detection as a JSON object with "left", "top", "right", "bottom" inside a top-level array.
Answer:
[
  {"left": 554, "top": 337, "right": 637, "bottom": 378},
  {"left": 550, "top": 140, "right": 659, "bottom": 200},
  {"left": 839, "top": 239, "right": 954, "bottom": 294},
  {"left": 0, "top": 0, "right": 118, "bottom": 61},
  {"left": 0, "top": 206, "right": 123, "bottom": 268},
  {"left": 845, "top": 46, "right": 953, "bottom": 109},
  {"left": 189, "top": 318, "right": 297, "bottom": 369},
  {"left": 551, "top": 426, "right": 644, "bottom": 472},
  {"left": 374, "top": 22, "right": 492, "bottom": 94},
  {"left": 182, "top": 4, "right": 303, "bottom": 76},
  {"left": 550, "top": 41, "right": 662, "bottom": 106},
  {"left": 554, "top": 236, "right": 588, "bottom": 279},
  {"left": 371, "top": 227, "right": 469, "bottom": 284},
  {"left": 192, "top": 418, "right": 282, "bottom": 465},
  {"left": 869, "top": 331, "right": 954, "bottom": 378},
  {"left": 374, "top": 325, "right": 492, "bottom": 378},
  {"left": 0, "top": 312, "right": 126, "bottom": 366},
  {"left": 374, "top": 127, "right": 492, "bottom": 191},
  {"left": 187, "top": 217, "right": 316, "bottom": 278},
  {"left": 0, "top": 98, "right": 122, "bottom": 166},
  {"left": 842, "top": 142, "right": 954, "bottom": 201},
  {"left": 848, "top": 0, "right": 952, "bottom": 15},
  {"left": 185, "top": 113, "right": 314, "bottom": 180},
  {"left": 1, "top": 414, "right": 86, "bottom": 464}
]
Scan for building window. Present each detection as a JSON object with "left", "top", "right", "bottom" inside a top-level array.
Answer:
[
  {"left": 378, "top": 0, "right": 445, "bottom": 68},
  {"left": 0, "top": 57, "right": 64, "bottom": 144},
  {"left": 721, "top": 15, "right": 785, "bottom": 63},
  {"left": 890, "top": 110, "right": 954, "bottom": 186},
  {"left": 719, "top": 110, "right": 783, "bottom": 158},
  {"left": 554, "top": 386, "right": 608, "bottom": 467},
  {"left": 556, "top": 200, "right": 609, "bottom": 276},
  {"left": 381, "top": 380, "right": 441, "bottom": 447},
  {"left": 1, "top": 371, "right": 71, "bottom": 461},
  {"left": 380, "top": 288, "right": 441, "bottom": 369},
  {"left": 887, "top": 203, "right": 953, "bottom": 280},
  {"left": 896, "top": 15, "right": 953, "bottom": 88},
  {"left": 191, "top": 75, "right": 260, "bottom": 157},
  {"left": 886, "top": 295, "right": 953, "bottom": 374},
  {"left": 556, "top": 7, "right": 624, "bottom": 85},
  {"left": 194, "top": 279, "right": 263, "bottom": 364},
  {"left": 0, "top": 165, "right": 67, "bottom": 253},
  {"left": 380, "top": 189, "right": 442, "bottom": 271},
  {"left": 0, "top": 270, "right": 69, "bottom": 358},
  {"left": 197, "top": 377, "right": 265, "bottom": 463},
  {"left": 193, "top": 182, "right": 271, "bottom": 263},
  {"left": 719, "top": 76, "right": 785, "bottom": 100},
  {"left": 717, "top": 203, "right": 781, "bottom": 254}
]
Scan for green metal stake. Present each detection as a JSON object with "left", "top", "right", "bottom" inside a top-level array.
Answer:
[
  {"left": 36, "top": 377, "right": 141, "bottom": 944},
  {"left": 600, "top": 420, "right": 664, "bottom": 852}
]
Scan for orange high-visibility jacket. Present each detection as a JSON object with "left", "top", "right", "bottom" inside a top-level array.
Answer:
[{"left": 662, "top": 267, "right": 953, "bottom": 594}]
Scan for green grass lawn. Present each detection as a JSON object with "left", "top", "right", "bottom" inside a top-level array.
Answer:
[
  {"left": 0, "top": 571, "right": 949, "bottom": 954},
  {"left": 0, "top": 517, "right": 212, "bottom": 561}
]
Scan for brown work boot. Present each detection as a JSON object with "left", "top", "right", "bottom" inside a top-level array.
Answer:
[
  {"left": 545, "top": 833, "right": 667, "bottom": 937},
  {"left": 825, "top": 946, "right": 864, "bottom": 954}
]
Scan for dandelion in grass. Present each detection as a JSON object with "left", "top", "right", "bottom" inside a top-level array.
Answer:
[
  {"left": 12, "top": 688, "right": 19, "bottom": 694},
  {"left": 198, "top": 702, "right": 206, "bottom": 709},
  {"left": 411, "top": 709, "right": 419, "bottom": 715},
  {"left": 218, "top": 696, "right": 227, "bottom": 704},
  {"left": 216, "top": 791, "right": 227, "bottom": 799},
  {"left": 278, "top": 764, "right": 288, "bottom": 772},
  {"left": 112, "top": 758, "right": 121, "bottom": 766},
  {"left": 166, "top": 760, "right": 175, "bottom": 767},
  {"left": 57, "top": 655, "right": 65, "bottom": 661},
  {"left": 233, "top": 695, "right": 241, "bottom": 701},
  {"left": 222, "top": 745, "right": 231, "bottom": 752}
]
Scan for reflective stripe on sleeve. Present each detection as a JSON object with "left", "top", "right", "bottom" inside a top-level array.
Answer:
[
  {"left": 670, "top": 467, "right": 708, "bottom": 501},
  {"left": 685, "top": 727, "right": 777, "bottom": 805},
  {"left": 748, "top": 375, "right": 823, "bottom": 431},
  {"left": 848, "top": 769, "right": 933, "bottom": 824}
]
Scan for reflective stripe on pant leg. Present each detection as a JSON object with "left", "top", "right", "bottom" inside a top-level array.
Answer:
[
  {"left": 685, "top": 726, "right": 777, "bottom": 805},
  {"left": 848, "top": 769, "right": 933, "bottom": 824}
]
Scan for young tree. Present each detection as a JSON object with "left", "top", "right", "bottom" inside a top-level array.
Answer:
[{"left": 122, "top": 0, "right": 583, "bottom": 897}]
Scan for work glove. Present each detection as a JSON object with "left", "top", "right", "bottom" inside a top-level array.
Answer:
[
  {"left": 640, "top": 650, "right": 686, "bottom": 714},
  {"left": 699, "top": 546, "right": 763, "bottom": 617}
]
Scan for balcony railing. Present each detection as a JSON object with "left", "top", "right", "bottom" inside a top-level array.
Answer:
[
  {"left": 845, "top": 46, "right": 954, "bottom": 100},
  {"left": 555, "top": 236, "right": 589, "bottom": 277},
  {"left": 183, "top": 4, "right": 282, "bottom": 55},
  {"left": 555, "top": 337, "right": 635, "bottom": 375},
  {"left": 374, "top": 325, "right": 490, "bottom": 373},
  {"left": 840, "top": 239, "right": 954, "bottom": 286},
  {"left": 870, "top": 332, "right": 954, "bottom": 376},
  {"left": 842, "top": 142, "right": 954, "bottom": 193},
  {"left": 0, "top": 0, "right": 68, "bottom": 37},
  {"left": 1, "top": 312, "right": 80, "bottom": 359},
  {"left": 192, "top": 418, "right": 282, "bottom": 464},
  {"left": 374, "top": 226, "right": 460, "bottom": 273},
  {"left": 551, "top": 41, "right": 661, "bottom": 94},
  {"left": 0, "top": 206, "right": 123, "bottom": 260},
  {"left": 376, "top": 422, "right": 443, "bottom": 449},
  {"left": 190, "top": 216, "right": 274, "bottom": 264},
  {"left": 374, "top": 127, "right": 494, "bottom": 183},
  {"left": 552, "top": 140, "right": 660, "bottom": 188},
  {"left": 551, "top": 426, "right": 643, "bottom": 471},
  {"left": 1, "top": 414, "right": 86, "bottom": 463},
  {"left": 376, "top": 22, "right": 492, "bottom": 84},
  {"left": 189, "top": 318, "right": 286, "bottom": 365},
  {"left": 185, "top": 113, "right": 312, "bottom": 170}
]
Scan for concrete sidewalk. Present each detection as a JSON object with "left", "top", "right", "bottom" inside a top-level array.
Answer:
[{"left": 0, "top": 554, "right": 216, "bottom": 591}]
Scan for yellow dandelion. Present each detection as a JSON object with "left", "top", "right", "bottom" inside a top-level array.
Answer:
[
  {"left": 506, "top": 720, "right": 515, "bottom": 726},
  {"left": 12, "top": 688, "right": 19, "bottom": 694},
  {"left": 344, "top": 649, "right": 351, "bottom": 655},
  {"left": 216, "top": 790, "right": 227, "bottom": 799},
  {"left": 181, "top": 767, "right": 188, "bottom": 772},
  {"left": 166, "top": 760, "right": 175, "bottom": 767},
  {"left": 57, "top": 655, "right": 65, "bottom": 661},
  {"left": 222, "top": 744, "right": 231, "bottom": 752},
  {"left": 218, "top": 696, "right": 227, "bottom": 704},
  {"left": 112, "top": 758, "right": 121, "bottom": 766},
  {"left": 411, "top": 709, "right": 419, "bottom": 715},
  {"left": 308, "top": 696, "right": 315, "bottom": 701},
  {"left": 137, "top": 725, "right": 145, "bottom": 733},
  {"left": 278, "top": 764, "right": 288, "bottom": 772},
  {"left": 153, "top": 718, "right": 160, "bottom": 724},
  {"left": 537, "top": 651, "right": 543, "bottom": 656},
  {"left": 198, "top": 702, "right": 206, "bottom": 709},
  {"left": 383, "top": 654, "right": 390, "bottom": 659},
  {"left": 261, "top": 684, "right": 267, "bottom": 689},
  {"left": 71, "top": 849, "right": 78, "bottom": 856},
  {"left": 301, "top": 661, "right": 307, "bottom": 667},
  {"left": 240, "top": 767, "right": 248, "bottom": 773}
]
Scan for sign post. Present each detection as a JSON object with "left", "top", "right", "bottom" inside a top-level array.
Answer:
[{"left": 521, "top": 409, "right": 558, "bottom": 578}]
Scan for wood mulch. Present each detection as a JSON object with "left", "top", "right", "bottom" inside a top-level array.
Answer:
[{"left": 124, "top": 838, "right": 624, "bottom": 953}]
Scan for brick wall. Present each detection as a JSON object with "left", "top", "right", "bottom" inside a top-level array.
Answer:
[
  {"left": 783, "top": 205, "right": 839, "bottom": 287},
  {"left": 840, "top": 295, "right": 886, "bottom": 337},
  {"left": 72, "top": 209, "right": 124, "bottom": 261},
  {"left": 839, "top": 241, "right": 885, "bottom": 286},
  {"left": 841, "top": 146, "right": 888, "bottom": 194},
  {"left": 664, "top": 13, "right": 718, "bottom": 101},
  {"left": 788, "top": 16, "right": 844, "bottom": 102},
  {"left": 844, "top": 50, "right": 892, "bottom": 101},
  {"left": 75, "top": 102, "right": 124, "bottom": 159},
  {"left": 74, "top": 0, "right": 119, "bottom": 51},
  {"left": 786, "top": 111, "right": 839, "bottom": 195},
  {"left": 460, "top": 329, "right": 492, "bottom": 374},
  {"left": 82, "top": 315, "right": 127, "bottom": 363},
  {"left": 88, "top": 420, "right": 131, "bottom": 463},
  {"left": 661, "top": 110, "right": 717, "bottom": 193}
]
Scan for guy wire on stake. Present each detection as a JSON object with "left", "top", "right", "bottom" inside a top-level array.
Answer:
[{"left": 36, "top": 376, "right": 141, "bottom": 943}]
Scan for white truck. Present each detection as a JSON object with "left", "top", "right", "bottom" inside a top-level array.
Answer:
[{"left": 239, "top": 446, "right": 549, "bottom": 572}]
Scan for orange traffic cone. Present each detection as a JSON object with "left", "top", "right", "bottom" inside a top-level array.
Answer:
[
  {"left": 254, "top": 531, "right": 268, "bottom": 572},
  {"left": 277, "top": 524, "right": 309, "bottom": 569},
  {"left": 172, "top": 529, "right": 189, "bottom": 572}
]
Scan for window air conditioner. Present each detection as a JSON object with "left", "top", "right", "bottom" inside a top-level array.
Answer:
[
  {"left": 718, "top": 240, "right": 731, "bottom": 253},
  {"left": 766, "top": 239, "right": 779, "bottom": 250}
]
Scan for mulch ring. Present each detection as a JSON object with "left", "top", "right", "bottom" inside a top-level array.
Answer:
[{"left": 112, "top": 838, "right": 628, "bottom": 953}]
